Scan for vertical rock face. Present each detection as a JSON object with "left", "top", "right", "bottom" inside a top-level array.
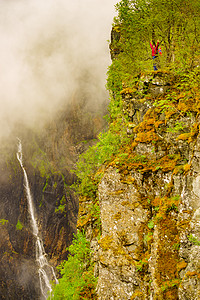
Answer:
[
  {"left": 98, "top": 168, "right": 149, "bottom": 299},
  {"left": 0, "top": 145, "right": 77, "bottom": 299},
  {"left": 92, "top": 73, "right": 200, "bottom": 299},
  {"left": 0, "top": 154, "right": 41, "bottom": 299},
  {"left": 178, "top": 143, "right": 200, "bottom": 300}
]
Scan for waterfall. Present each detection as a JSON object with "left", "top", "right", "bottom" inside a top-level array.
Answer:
[{"left": 16, "top": 138, "right": 58, "bottom": 299}]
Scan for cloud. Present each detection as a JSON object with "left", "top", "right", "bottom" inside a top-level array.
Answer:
[{"left": 0, "top": 0, "right": 117, "bottom": 139}]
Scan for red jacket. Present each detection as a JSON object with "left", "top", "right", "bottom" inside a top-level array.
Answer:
[{"left": 150, "top": 42, "right": 159, "bottom": 56}]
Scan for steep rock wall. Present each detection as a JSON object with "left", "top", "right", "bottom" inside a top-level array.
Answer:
[{"left": 79, "top": 71, "right": 200, "bottom": 299}]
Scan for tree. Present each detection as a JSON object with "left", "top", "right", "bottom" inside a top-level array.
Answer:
[{"left": 113, "top": 0, "right": 200, "bottom": 72}]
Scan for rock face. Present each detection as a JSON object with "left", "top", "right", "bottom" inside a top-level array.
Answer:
[
  {"left": 98, "top": 168, "right": 149, "bottom": 299},
  {"left": 96, "top": 149, "right": 200, "bottom": 299},
  {"left": 0, "top": 153, "right": 41, "bottom": 299},
  {"left": 0, "top": 142, "right": 78, "bottom": 299},
  {"left": 83, "top": 72, "right": 200, "bottom": 299},
  {"left": 0, "top": 95, "right": 107, "bottom": 299}
]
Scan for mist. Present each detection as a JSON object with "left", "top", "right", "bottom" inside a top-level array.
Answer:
[{"left": 0, "top": 0, "right": 117, "bottom": 140}]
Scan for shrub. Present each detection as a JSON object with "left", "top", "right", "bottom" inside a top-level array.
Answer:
[{"left": 50, "top": 231, "right": 97, "bottom": 300}]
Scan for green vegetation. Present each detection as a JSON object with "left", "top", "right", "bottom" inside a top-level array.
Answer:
[
  {"left": 55, "top": 196, "right": 67, "bottom": 214},
  {"left": 72, "top": 115, "right": 131, "bottom": 199},
  {"left": 112, "top": 0, "right": 200, "bottom": 77},
  {"left": 188, "top": 234, "right": 200, "bottom": 246},
  {"left": 136, "top": 257, "right": 149, "bottom": 272},
  {"left": 161, "top": 279, "right": 180, "bottom": 292},
  {"left": 50, "top": 231, "right": 97, "bottom": 300},
  {"left": 0, "top": 219, "right": 8, "bottom": 226},
  {"left": 147, "top": 220, "right": 154, "bottom": 229},
  {"left": 31, "top": 144, "right": 55, "bottom": 178},
  {"left": 16, "top": 220, "right": 23, "bottom": 231}
]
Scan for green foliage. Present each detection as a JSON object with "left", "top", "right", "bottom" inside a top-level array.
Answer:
[
  {"left": 147, "top": 220, "right": 154, "bottom": 229},
  {"left": 114, "top": 0, "right": 200, "bottom": 71},
  {"left": 153, "top": 92, "right": 177, "bottom": 113},
  {"left": 173, "top": 243, "right": 180, "bottom": 250},
  {"left": 166, "top": 122, "right": 186, "bottom": 133},
  {"left": 166, "top": 203, "right": 178, "bottom": 213},
  {"left": 188, "top": 234, "right": 200, "bottom": 246},
  {"left": 42, "top": 176, "right": 50, "bottom": 192},
  {"left": 172, "top": 195, "right": 180, "bottom": 202},
  {"left": 136, "top": 258, "right": 148, "bottom": 272},
  {"left": 50, "top": 231, "right": 97, "bottom": 300},
  {"left": 154, "top": 206, "right": 159, "bottom": 212},
  {"left": 144, "top": 232, "right": 153, "bottom": 243},
  {"left": 55, "top": 204, "right": 65, "bottom": 214},
  {"left": 16, "top": 220, "right": 23, "bottom": 230},
  {"left": 72, "top": 108, "right": 131, "bottom": 199},
  {"left": 179, "top": 69, "right": 200, "bottom": 90},
  {"left": 55, "top": 195, "right": 66, "bottom": 214},
  {"left": 31, "top": 143, "right": 56, "bottom": 178},
  {"left": 89, "top": 202, "right": 101, "bottom": 232},
  {"left": 106, "top": 59, "right": 123, "bottom": 102},
  {"left": 69, "top": 0, "right": 200, "bottom": 204},
  {"left": 161, "top": 279, "right": 180, "bottom": 292},
  {"left": 0, "top": 219, "right": 8, "bottom": 226},
  {"left": 152, "top": 70, "right": 200, "bottom": 122}
]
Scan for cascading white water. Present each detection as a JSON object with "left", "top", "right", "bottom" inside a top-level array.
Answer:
[{"left": 16, "top": 138, "right": 58, "bottom": 299}]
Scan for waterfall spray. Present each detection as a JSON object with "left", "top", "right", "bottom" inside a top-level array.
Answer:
[{"left": 16, "top": 138, "right": 58, "bottom": 299}]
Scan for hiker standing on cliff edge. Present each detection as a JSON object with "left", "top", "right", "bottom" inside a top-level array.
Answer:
[{"left": 150, "top": 40, "right": 159, "bottom": 71}]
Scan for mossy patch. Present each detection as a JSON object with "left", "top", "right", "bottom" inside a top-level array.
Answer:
[
  {"left": 131, "top": 289, "right": 144, "bottom": 299},
  {"left": 98, "top": 235, "right": 113, "bottom": 251},
  {"left": 113, "top": 211, "right": 122, "bottom": 220},
  {"left": 185, "top": 271, "right": 200, "bottom": 279},
  {"left": 154, "top": 216, "right": 180, "bottom": 298},
  {"left": 177, "top": 260, "right": 187, "bottom": 272}
]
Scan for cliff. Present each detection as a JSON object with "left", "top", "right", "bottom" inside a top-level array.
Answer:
[
  {"left": 75, "top": 3, "right": 200, "bottom": 297},
  {"left": 77, "top": 69, "right": 200, "bottom": 300}
]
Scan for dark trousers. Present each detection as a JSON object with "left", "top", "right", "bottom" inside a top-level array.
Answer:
[{"left": 152, "top": 56, "right": 158, "bottom": 71}]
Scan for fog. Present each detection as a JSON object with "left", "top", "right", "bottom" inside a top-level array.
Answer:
[{"left": 0, "top": 0, "right": 117, "bottom": 140}]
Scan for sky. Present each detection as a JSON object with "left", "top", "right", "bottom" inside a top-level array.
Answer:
[{"left": 0, "top": 0, "right": 118, "bottom": 140}]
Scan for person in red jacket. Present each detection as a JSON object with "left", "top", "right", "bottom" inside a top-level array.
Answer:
[{"left": 150, "top": 40, "right": 159, "bottom": 71}]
